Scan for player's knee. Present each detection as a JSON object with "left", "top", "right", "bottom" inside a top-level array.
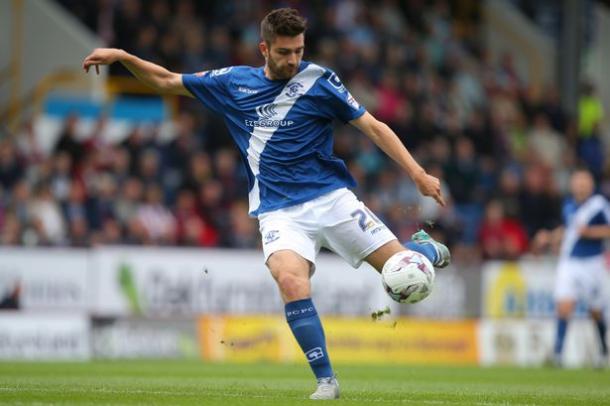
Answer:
[
  {"left": 557, "top": 300, "right": 575, "bottom": 318},
  {"left": 276, "top": 271, "right": 310, "bottom": 301},
  {"left": 591, "top": 309, "right": 603, "bottom": 321}
]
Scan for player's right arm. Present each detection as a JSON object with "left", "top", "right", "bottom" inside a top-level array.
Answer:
[
  {"left": 532, "top": 226, "right": 564, "bottom": 253},
  {"left": 82, "top": 48, "right": 192, "bottom": 97}
]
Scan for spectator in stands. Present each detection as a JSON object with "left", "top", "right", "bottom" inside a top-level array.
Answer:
[
  {"left": 68, "top": 217, "right": 91, "bottom": 247},
  {"left": 577, "top": 83, "right": 605, "bottom": 179},
  {"left": 224, "top": 200, "right": 258, "bottom": 248},
  {"left": 445, "top": 136, "right": 483, "bottom": 243},
  {"left": 16, "top": 119, "right": 44, "bottom": 166},
  {"left": 478, "top": 199, "right": 528, "bottom": 259},
  {"left": 54, "top": 114, "right": 85, "bottom": 170},
  {"left": 8, "top": 180, "right": 32, "bottom": 227},
  {"left": 110, "top": 147, "right": 131, "bottom": 185},
  {"left": 62, "top": 180, "right": 95, "bottom": 233},
  {"left": 174, "top": 188, "right": 218, "bottom": 247},
  {"left": 198, "top": 179, "right": 229, "bottom": 240},
  {"left": 0, "top": 140, "right": 24, "bottom": 191},
  {"left": 136, "top": 183, "right": 176, "bottom": 244},
  {"left": 49, "top": 152, "right": 72, "bottom": 202},
  {"left": 181, "top": 151, "right": 213, "bottom": 193},
  {"left": 115, "top": 177, "right": 144, "bottom": 225},
  {"left": 15, "top": 0, "right": 604, "bottom": 256},
  {"left": 527, "top": 113, "right": 566, "bottom": 172},
  {"left": 137, "top": 148, "right": 162, "bottom": 187},
  {"left": 519, "top": 165, "right": 561, "bottom": 238},
  {"left": 214, "top": 148, "right": 246, "bottom": 204},
  {"left": 0, "top": 212, "right": 22, "bottom": 246},
  {"left": 29, "top": 183, "right": 66, "bottom": 245},
  {"left": 92, "top": 173, "right": 118, "bottom": 227},
  {"left": 96, "top": 218, "right": 124, "bottom": 245}
]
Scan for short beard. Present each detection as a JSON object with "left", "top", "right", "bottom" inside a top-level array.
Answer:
[{"left": 267, "top": 57, "right": 296, "bottom": 80}]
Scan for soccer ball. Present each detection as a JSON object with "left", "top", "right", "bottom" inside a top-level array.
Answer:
[{"left": 381, "top": 250, "right": 435, "bottom": 304}]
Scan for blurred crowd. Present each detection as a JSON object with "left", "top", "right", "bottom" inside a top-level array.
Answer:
[{"left": 0, "top": 0, "right": 607, "bottom": 263}]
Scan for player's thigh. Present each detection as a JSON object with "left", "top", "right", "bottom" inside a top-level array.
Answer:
[
  {"left": 554, "top": 261, "right": 578, "bottom": 303},
  {"left": 556, "top": 300, "right": 576, "bottom": 318},
  {"left": 321, "top": 190, "right": 397, "bottom": 269},
  {"left": 584, "top": 257, "right": 607, "bottom": 311},
  {"left": 259, "top": 211, "right": 317, "bottom": 275}
]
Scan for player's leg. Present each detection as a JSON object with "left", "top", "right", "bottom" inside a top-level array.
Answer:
[
  {"left": 553, "top": 261, "right": 578, "bottom": 366},
  {"left": 266, "top": 250, "right": 338, "bottom": 399},
  {"left": 259, "top": 211, "right": 338, "bottom": 399},
  {"left": 320, "top": 189, "right": 449, "bottom": 272},
  {"left": 590, "top": 308, "right": 608, "bottom": 367},
  {"left": 588, "top": 261, "right": 608, "bottom": 367},
  {"left": 407, "top": 229, "right": 451, "bottom": 268},
  {"left": 364, "top": 239, "right": 411, "bottom": 272},
  {"left": 267, "top": 249, "right": 311, "bottom": 302},
  {"left": 553, "top": 260, "right": 578, "bottom": 366},
  {"left": 554, "top": 299, "right": 575, "bottom": 366}
]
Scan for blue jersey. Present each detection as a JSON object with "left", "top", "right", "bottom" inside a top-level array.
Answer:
[
  {"left": 560, "top": 194, "right": 610, "bottom": 258},
  {"left": 182, "top": 62, "right": 366, "bottom": 216}
]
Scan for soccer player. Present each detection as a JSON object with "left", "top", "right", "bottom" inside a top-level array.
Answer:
[
  {"left": 534, "top": 169, "right": 610, "bottom": 368},
  {"left": 83, "top": 8, "right": 450, "bottom": 399}
]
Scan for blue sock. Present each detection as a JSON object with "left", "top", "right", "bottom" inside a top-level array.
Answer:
[
  {"left": 554, "top": 318, "right": 568, "bottom": 356},
  {"left": 285, "top": 298, "right": 333, "bottom": 379},
  {"left": 405, "top": 241, "right": 438, "bottom": 264},
  {"left": 595, "top": 318, "right": 608, "bottom": 356}
]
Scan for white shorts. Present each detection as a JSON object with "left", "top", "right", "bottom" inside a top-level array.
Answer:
[
  {"left": 258, "top": 188, "right": 397, "bottom": 269},
  {"left": 554, "top": 256, "right": 608, "bottom": 310}
]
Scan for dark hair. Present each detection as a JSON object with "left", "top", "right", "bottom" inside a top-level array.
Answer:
[{"left": 260, "top": 8, "right": 307, "bottom": 44}]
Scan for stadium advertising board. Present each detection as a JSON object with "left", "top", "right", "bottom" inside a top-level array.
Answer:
[
  {"left": 481, "top": 260, "right": 606, "bottom": 318},
  {"left": 199, "top": 316, "right": 292, "bottom": 363},
  {"left": 91, "top": 318, "right": 198, "bottom": 359},
  {"left": 0, "top": 247, "right": 466, "bottom": 317},
  {"left": 479, "top": 319, "right": 605, "bottom": 368},
  {"left": 0, "top": 248, "right": 90, "bottom": 311},
  {"left": 0, "top": 313, "right": 90, "bottom": 360},
  {"left": 198, "top": 316, "right": 478, "bottom": 365},
  {"left": 92, "top": 247, "right": 397, "bottom": 317},
  {"left": 323, "top": 318, "right": 478, "bottom": 365}
]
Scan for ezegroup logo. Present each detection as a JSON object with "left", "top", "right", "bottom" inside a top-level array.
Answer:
[
  {"left": 255, "top": 103, "right": 277, "bottom": 120},
  {"left": 245, "top": 102, "right": 294, "bottom": 128}
]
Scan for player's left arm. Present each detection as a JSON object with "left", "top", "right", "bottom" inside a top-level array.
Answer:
[
  {"left": 579, "top": 201, "right": 610, "bottom": 239},
  {"left": 350, "top": 111, "right": 445, "bottom": 206},
  {"left": 579, "top": 225, "right": 610, "bottom": 239}
]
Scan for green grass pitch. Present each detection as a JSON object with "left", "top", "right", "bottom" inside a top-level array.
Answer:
[{"left": 1, "top": 361, "right": 609, "bottom": 405}]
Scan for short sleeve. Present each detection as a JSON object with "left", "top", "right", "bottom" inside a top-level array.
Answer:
[
  {"left": 182, "top": 67, "right": 234, "bottom": 114},
  {"left": 316, "top": 70, "right": 366, "bottom": 123},
  {"left": 602, "top": 198, "right": 610, "bottom": 223}
]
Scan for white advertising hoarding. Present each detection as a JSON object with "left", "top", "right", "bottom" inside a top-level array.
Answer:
[
  {"left": 479, "top": 319, "right": 606, "bottom": 368},
  {"left": 91, "top": 318, "right": 198, "bottom": 359},
  {"left": 482, "top": 259, "right": 610, "bottom": 318},
  {"left": 91, "top": 247, "right": 396, "bottom": 317},
  {"left": 0, "top": 313, "right": 90, "bottom": 360},
  {"left": 0, "top": 247, "right": 466, "bottom": 317},
  {"left": 0, "top": 248, "right": 90, "bottom": 311}
]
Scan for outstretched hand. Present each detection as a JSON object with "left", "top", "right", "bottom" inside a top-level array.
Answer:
[
  {"left": 531, "top": 229, "right": 551, "bottom": 254},
  {"left": 82, "top": 48, "right": 123, "bottom": 74},
  {"left": 414, "top": 172, "right": 446, "bottom": 207}
]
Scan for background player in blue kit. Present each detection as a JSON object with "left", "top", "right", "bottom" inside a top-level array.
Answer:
[
  {"left": 84, "top": 8, "right": 450, "bottom": 399},
  {"left": 534, "top": 169, "right": 610, "bottom": 368}
]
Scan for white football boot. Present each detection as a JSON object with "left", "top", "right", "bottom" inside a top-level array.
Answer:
[{"left": 309, "top": 376, "right": 340, "bottom": 400}]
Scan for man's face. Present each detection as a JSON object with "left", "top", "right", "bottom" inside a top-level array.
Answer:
[
  {"left": 260, "top": 34, "right": 304, "bottom": 80},
  {"left": 571, "top": 170, "right": 594, "bottom": 202}
]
